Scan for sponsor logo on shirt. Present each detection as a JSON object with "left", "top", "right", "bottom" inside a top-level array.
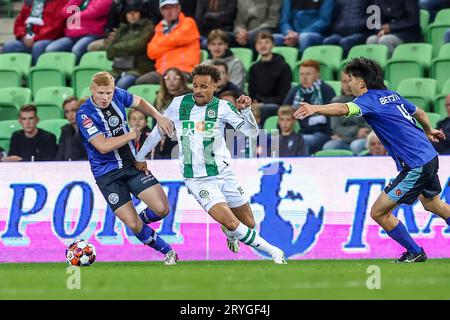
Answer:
[{"left": 82, "top": 116, "right": 94, "bottom": 128}]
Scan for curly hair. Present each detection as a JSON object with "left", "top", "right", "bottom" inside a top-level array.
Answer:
[{"left": 192, "top": 64, "right": 221, "bottom": 83}]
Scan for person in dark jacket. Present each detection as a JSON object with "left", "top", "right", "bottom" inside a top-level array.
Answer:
[
  {"left": 195, "top": 0, "right": 237, "bottom": 44},
  {"left": 249, "top": 31, "right": 292, "bottom": 106},
  {"left": 433, "top": 94, "right": 450, "bottom": 155},
  {"left": 8, "top": 104, "right": 58, "bottom": 162},
  {"left": 106, "top": 0, "right": 155, "bottom": 89},
  {"left": 276, "top": 106, "right": 307, "bottom": 157},
  {"left": 366, "top": 0, "right": 422, "bottom": 55},
  {"left": 212, "top": 61, "right": 244, "bottom": 98},
  {"left": 283, "top": 59, "right": 335, "bottom": 154},
  {"left": 2, "top": 0, "right": 67, "bottom": 65},
  {"left": 55, "top": 97, "right": 88, "bottom": 161},
  {"left": 322, "top": 0, "right": 370, "bottom": 55}
]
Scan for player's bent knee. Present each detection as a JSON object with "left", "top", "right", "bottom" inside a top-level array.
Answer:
[
  {"left": 223, "top": 219, "right": 240, "bottom": 232},
  {"left": 127, "top": 219, "right": 143, "bottom": 234}
]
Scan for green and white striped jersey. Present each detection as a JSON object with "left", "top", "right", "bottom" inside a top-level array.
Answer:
[{"left": 136, "top": 93, "right": 258, "bottom": 178}]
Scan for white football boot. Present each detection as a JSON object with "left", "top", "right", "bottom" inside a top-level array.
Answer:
[{"left": 164, "top": 249, "right": 178, "bottom": 266}]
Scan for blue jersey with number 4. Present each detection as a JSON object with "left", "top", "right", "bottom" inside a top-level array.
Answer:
[{"left": 348, "top": 89, "right": 437, "bottom": 171}]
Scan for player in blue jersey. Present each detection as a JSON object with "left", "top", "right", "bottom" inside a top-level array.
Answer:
[
  {"left": 76, "top": 71, "right": 178, "bottom": 265},
  {"left": 294, "top": 57, "right": 450, "bottom": 263}
]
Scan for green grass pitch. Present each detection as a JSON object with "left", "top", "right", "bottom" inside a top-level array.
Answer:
[{"left": 1, "top": 259, "right": 450, "bottom": 299}]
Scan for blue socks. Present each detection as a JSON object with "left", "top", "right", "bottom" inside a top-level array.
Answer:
[
  {"left": 134, "top": 224, "right": 172, "bottom": 254},
  {"left": 446, "top": 217, "right": 450, "bottom": 226},
  {"left": 387, "top": 221, "right": 422, "bottom": 254},
  {"left": 139, "top": 209, "right": 164, "bottom": 224}
]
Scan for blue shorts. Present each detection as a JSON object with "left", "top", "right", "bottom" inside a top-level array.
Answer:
[
  {"left": 96, "top": 166, "right": 160, "bottom": 212},
  {"left": 385, "top": 156, "right": 441, "bottom": 205}
]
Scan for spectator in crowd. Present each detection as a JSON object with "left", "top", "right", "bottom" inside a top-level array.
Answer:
[
  {"left": 322, "top": 0, "right": 369, "bottom": 55},
  {"left": 55, "top": 97, "right": 88, "bottom": 161},
  {"left": 283, "top": 60, "right": 335, "bottom": 154},
  {"left": 106, "top": 0, "right": 155, "bottom": 89},
  {"left": 233, "top": 0, "right": 282, "bottom": 48},
  {"left": 366, "top": 0, "right": 422, "bottom": 56},
  {"left": 212, "top": 61, "right": 244, "bottom": 98},
  {"left": 276, "top": 106, "right": 307, "bottom": 157},
  {"left": 2, "top": 0, "right": 67, "bottom": 65},
  {"left": 433, "top": 94, "right": 450, "bottom": 154},
  {"left": 143, "top": 0, "right": 197, "bottom": 24},
  {"left": 8, "top": 104, "right": 58, "bottom": 161},
  {"left": 195, "top": 0, "right": 237, "bottom": 48},
  {"left": 249, "top": 31, "right": 292, "bottom": 121},
  {"left": 275, "top": 0, "right": 334, "bottom": 53},
  {"left": 419, "top": 0, "right": 450, "bottom": 22},
  {"left": 322, "top": 71, "right": 370, "bottom": 154},
  {"left": 135, "top": 0, "right": 200, "bottom": 85},
  {"left": 365, "top": 131, "right": 387, "bottom": 156},
  {"left": 202, "top": 29, "right": 245, "bottom": 89},
  {"left": 154, "top": 67, "right": 191, "bottom": 112},
  {"left": 45, "top": 0, "right": 113, "bottom": 64}
]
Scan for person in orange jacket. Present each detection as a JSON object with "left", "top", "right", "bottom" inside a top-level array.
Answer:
[{"left": 135, "top": 0, "right": 200, "bottom": 85}]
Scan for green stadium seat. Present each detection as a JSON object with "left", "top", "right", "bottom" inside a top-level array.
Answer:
[
  {"left": 0, "top": 53, "right": 31, "bottom": 88},
  {"left": 358, "top": 149, "right": 369, "bottom": 156},
  {"left": 34, "top": 86, "right": 75, "bottom": 108},
  {"left": 200, "top": 49, "right": 209, "bottom": 62},
  {"left": 272, "top": 46, "right": 299, "bottom": 71},
  {"left": 397, "top": 78, "right": 437, "bottom": 111},
  {"left": 72, "top": 67, "right": 102, "bottom": 98},
  {"left": 426, "top": 9, "right": 450, "bottom": 56},
  {"left": 263, "top": 115, "right": 300, "bottom": 133},
  {"left": 340, "top": 44, "right": 389, "bottom": 71},
  {"left": 34, "top": 103, "right": 64, "bottom": 120},
  {"left": 128, "top": 84, "right": 160, "bottom": 104},
  {"left": 385, "top": 43, "right": 433, "bottom": 90},
  {"left": 326, "top": 80, "right": 341, "bottom": 96},
  {"left": 426, "top": 112, "right": 442, "bottom": 129},
  {"left": 79, "top": 51, "right": 113, "bottom": 70},
  {"left": 0, "top": 103, "right": 20, "bottom": 120},
  {"left": 420, "top": 9, "right": 430, "bottom": 37},
  {"left": 314, "top": 149, "right": 354, "bottom": 157},
  {"left": 297, "top": 45, "right": 343, "bottom": 81},
  {"left": 28, "top": 52, "right": 76, "bottom": 96},
  {"left": 230, "top": 48, "right": 254, "bottom": 72},
  {"left": 434, "top": 79, "right": 450, "bottom": 118},
  {"left": 80, "top": 87, "right": 92, "bottom": 98},
  {"left": 0, "top": 69, "right": 21, "bottom": 88},
  {"left": 431, "top": 43, "right": 450, "bottom": 92},
  {"left": 0, "top": 87, "right": 32, "bottom": 107},
  {"left": 0, "top": 119, "right": 21, "bottom": 152},
  {"left": 38, "top": 119, "right": 69, "bottom": 141}
]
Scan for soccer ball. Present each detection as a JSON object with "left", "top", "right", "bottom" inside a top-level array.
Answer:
[{"left": 66, "top": 239, "right": 96, "bottom": 266}]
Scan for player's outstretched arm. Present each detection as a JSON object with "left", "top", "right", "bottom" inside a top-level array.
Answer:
[
  {"left": 235, "top": 95, "right": 259, "bottom": 137},
  {"left": 90, "top": 127, "right": 140, "bottom": 154},
  {"left": 293, "top": 102, "right": 349, "bottom": 119},
  {"left": 132, "top": 95, "right": 174, "bottom": 137},
  {"left": 413, "top": 107, "right": 446, "bottom": 142},
  {"left": 135, "top": 125, "right": 164, "bottom": 162}
]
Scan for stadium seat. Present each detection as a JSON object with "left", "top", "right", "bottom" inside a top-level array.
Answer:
[
  {"left": 326, "top": 80, "right": 341, "bottom": 96},
  {"left": 420, "top": 112, "right": 442, "bottom": 129},
  {"left": 34, "top": 103, "right": 64, "bottom": 120},
  {"left": 0, "top": 87, "right": 32, "bottom": 107},
  {"left": 230, "top": 48, "right": 254, "bottom": 71},
  {"left": 426, "top": 9, "right": 450, "bottom": 56},
  {"left": 431, "top": 43, "right": 450, "bottom": 92},
  {"left": 128, "top": 84, "right": 160, "bottom": 104},
  {"left": 37, "top": 119, "right": 69, "bottom": 141},
  {"left": 434, "top": 79, "right": 450, "bottom": 118},
  {"left": 341, "top": 44, "right": 389, "bottom": 70},
  {"left": 0, "top": 120, "right": 21, "bottom": 152},
  {"left": 72, "top": 67, "right": 102, "bottom": 98},
  {"left": 314, "top": 149, "right": 354, "bottom": 157},
  {"left": 34, "top": 86, "right": 75, "bottom": 108},
  {"left": 297, "top": 45, "right": 343, "bottom": 81},
  {"left": 358, "top": 149, "right": 369, "bottom": 156},
  {"left": 28, "top": 52, "right": 76, "bottom": 96},
  {"left": 272, "top": 46, "right": 299, "bottom": 71},
  {"left": 385, "top": 43, "right": 433, "bottom": 90},
  {"left": 397, "top": 78, "right": 437, "bottom": 111},
  {"left": 0, "top": 53, "right": 31, "bottom": 88},
  {"left": 79, "top": 51, "right": 113, "bottom": 70},
  {"left": 263, "top": 115, "right": 300, "bottom": 133},
  {"left": 80, "top": 87, "right": 92, "bottom": 98},
  {"left": 200, "top": 49, "right": 209, "bottom": 62},
  {"left": 420, "top": 9, "right": 430, "bottom": 37},
  {"left": 0, "top": 103, "right": 19, "bottom": 120}
]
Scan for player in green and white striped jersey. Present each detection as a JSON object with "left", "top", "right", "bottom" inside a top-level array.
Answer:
[{"left": 135, "top": 65, "right": 286, "bottom": 264}]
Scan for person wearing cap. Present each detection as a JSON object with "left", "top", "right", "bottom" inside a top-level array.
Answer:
[
  {"left": 106, "top": 0, "right": 155, "bottom": 89},
  {"left": 135, "top": 0, "right": 200, "bottom": 85}
]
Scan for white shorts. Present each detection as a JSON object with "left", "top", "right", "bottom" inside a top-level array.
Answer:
[{"left": 184, "top": 167, "right": 248, "bottom": 212}]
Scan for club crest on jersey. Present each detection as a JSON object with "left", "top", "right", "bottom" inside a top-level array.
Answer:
[
  {"left": 207, "top": 109, "right": 216, "bottom": 119},
  {"left": 108, "top": 193, "right": 119, "bottom": 205},
  {"left": 199, "top": 190, "right": 209, "bottom": 199},
  {"left": 108, "top": 116, "right": 120, "bottom": 127}
]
